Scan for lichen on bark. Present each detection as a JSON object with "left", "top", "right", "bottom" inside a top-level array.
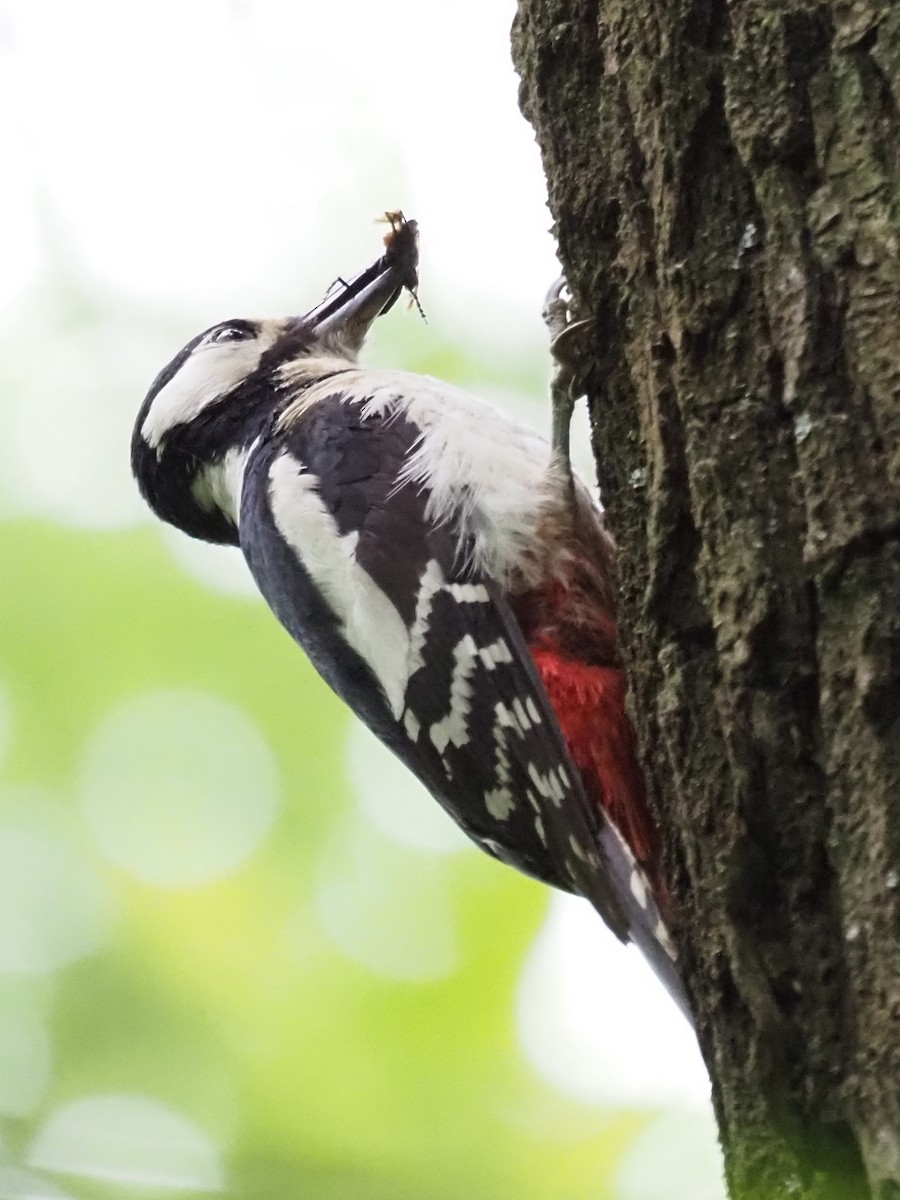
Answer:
[{"left": 512, "top": 3, "right": 900, "bottom": 1198}]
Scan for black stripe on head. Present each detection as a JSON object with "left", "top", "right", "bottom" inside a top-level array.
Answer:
[{"left": 257, "top": 318, "right": 319, "bottom": 374}]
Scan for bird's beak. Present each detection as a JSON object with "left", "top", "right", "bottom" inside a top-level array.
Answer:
[{"left": 305, "top": 213, "right": 420, "bottom": 354}]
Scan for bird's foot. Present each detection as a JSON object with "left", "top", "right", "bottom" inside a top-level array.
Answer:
[
  {"left": 542, "top": 277, "right": 594, "bottom": 474},
  {"left": 543, "top": 277, "right": 594, "bottom": 398}
]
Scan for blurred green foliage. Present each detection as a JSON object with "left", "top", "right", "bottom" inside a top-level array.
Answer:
[{"left": 0, "top": 518, "right": 660, "bottom": 1198}]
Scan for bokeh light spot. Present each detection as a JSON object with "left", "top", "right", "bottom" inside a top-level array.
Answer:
[
  {"left": 159, "top": 529, "right": 262, "bottom": 600},
  {"left": 347, "top": 722, "right": 471, "bottom": 854},
  {"left": 27, "top": 1094, "right": 225, "bottom": 1192},
  {"left": 0, "top": 684, "right": 11, "bottom": 765},
  {"left": 316, "top": 816, "right": 459, "bottom": 982},
  {"left": 517, "top": 894, "right": 711, "bottom": 1109},
  {"left": 0, "top": 818, "right": 112, "bottom": 975},
  {"left": 616, "top": 1110, "right": 726, "bottom": 1200},
  {"left": 78, "top": 690, "right": 279, "bottom": 887},
  {"left": 8, "top": 324, "right": 156, "bottom": 530},
  {"left": 0, "top": 49, "right": 42, "bottom": 317},
  {"left": 0, "top": 997, "right": 52, "bottom": 1116},
  {"left": 0, "top": 1167, "right": 77, "bottom": 1199}
]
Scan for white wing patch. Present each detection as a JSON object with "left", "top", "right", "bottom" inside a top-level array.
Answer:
[
  {"left": 482, "top": 700, "right": 518, "bottom": 822},
  {"left": 268, "top": 452, "right": 411, "bottom": 717},
  {"left": 447, "top": 583, "right": 490, "bottom": 604},
  {"left": 485, "top": 787, "right": 515, "bottom": 821},
  {"left": 406, "top": 558, "right": 445, "bottom": 679},
  {"left": 429, "top": 635, "right": 478, "bottom": 754},
  {"left": 527, "top": 762, "right": 565, "bottom": 804},
  {"left": 479, "top": 639, "right": 513, "bottom": 668}
]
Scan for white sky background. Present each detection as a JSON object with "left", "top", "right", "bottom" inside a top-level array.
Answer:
[{"left": 0, "top": 0, "right": 721, "bottom": 1189}]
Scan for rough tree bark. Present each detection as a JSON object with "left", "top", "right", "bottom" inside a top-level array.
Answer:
[{"left": 512, "top": 3, "right": 900, "bottom": 1198}]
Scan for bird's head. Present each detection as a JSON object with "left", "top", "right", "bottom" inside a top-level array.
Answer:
[{"left": 131, "top": 215, "right": 419, "bottom": 544}]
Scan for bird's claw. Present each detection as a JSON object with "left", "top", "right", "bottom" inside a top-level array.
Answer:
[
  {"left": 543, "top": 276, "right": 594, "bottom": 403},
  {"left": 542, "top": 276, "right": 596, "bottom": 484},
  {"left": 542, "top": 276, "right": 572, "bottom": 342}
]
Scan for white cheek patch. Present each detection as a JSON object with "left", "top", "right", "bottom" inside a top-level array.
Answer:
[{"left": 141, "top": 333, "right": 275, "bottom": 450}]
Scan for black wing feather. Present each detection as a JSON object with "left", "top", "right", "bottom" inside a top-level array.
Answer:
[{"left": 238, "top": 390, "right": 688, "bottom": 1014}]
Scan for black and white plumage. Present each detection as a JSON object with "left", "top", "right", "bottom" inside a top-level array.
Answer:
[{"left": 131, "top": 221, "right": 687, "bottom": 1015}]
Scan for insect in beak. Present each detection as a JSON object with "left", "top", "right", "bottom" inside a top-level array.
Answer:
[{"left": 304, "top": 211, "right": 421, "bottom": 352}]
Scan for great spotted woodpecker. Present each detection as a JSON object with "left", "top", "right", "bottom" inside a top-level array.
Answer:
[{"left": 132, "top": 215, "right": 687, "bottom": 1015}]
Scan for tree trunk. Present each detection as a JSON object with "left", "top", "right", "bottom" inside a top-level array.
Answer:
[{"left": 511, "top": 3, "right": 900, "bottom": 1197}]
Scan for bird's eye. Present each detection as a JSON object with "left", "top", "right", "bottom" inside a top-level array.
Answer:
[{"left": 208, "top": 324, "right": 254, "bottom": 345}]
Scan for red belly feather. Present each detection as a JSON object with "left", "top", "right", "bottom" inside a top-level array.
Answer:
[{"left": 529, "top": 643, "right": 660, "bottom": 877}]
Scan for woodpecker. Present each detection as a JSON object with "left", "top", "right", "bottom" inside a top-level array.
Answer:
[{"left": 132, "top": 215, "right": 687, "bottom": 1015}]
